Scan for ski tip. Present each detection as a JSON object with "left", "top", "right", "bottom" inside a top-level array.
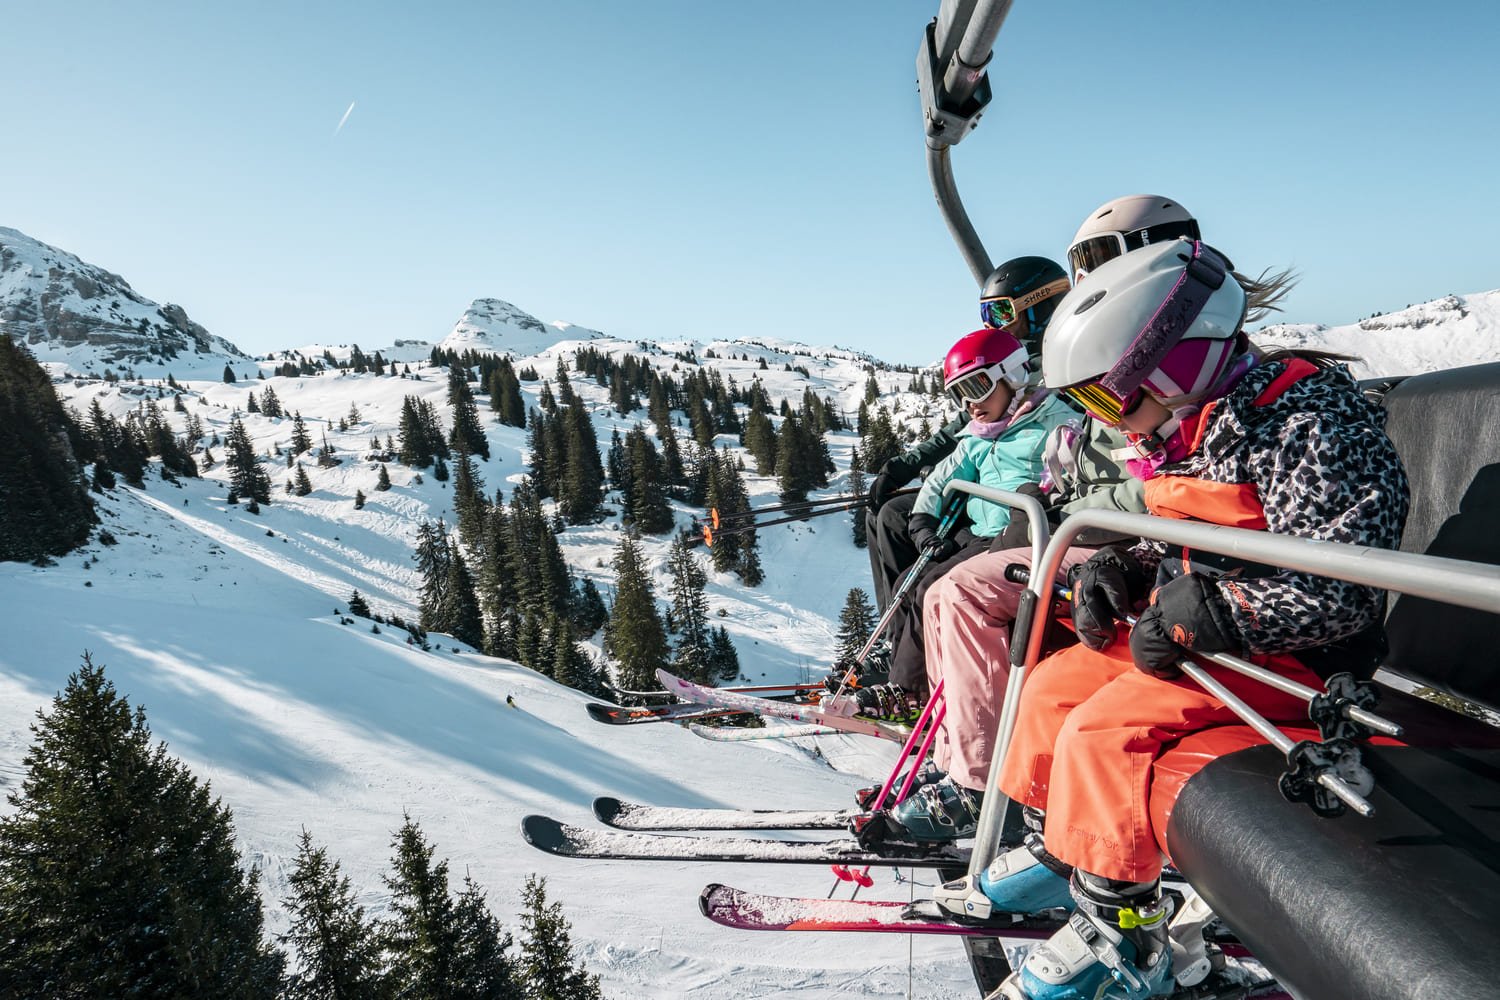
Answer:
[
  {"left": 519, "top": 814, "right": 567, "bottom": 849},
  {"left": 698, "top": 883, "right": 731, "bottom": 919},
  {"left": 584, "top": 703, "right": 621, "bottom": 723},
  {"left": 592, "top": 796, "right": 626, "bottom": 824}
]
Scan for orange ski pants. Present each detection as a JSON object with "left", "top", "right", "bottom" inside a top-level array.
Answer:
[{"left": 997, "top": 636, "right": 1322, "bottom": 882}]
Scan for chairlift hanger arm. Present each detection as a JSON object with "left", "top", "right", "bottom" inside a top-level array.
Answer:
[{"left": 918, "top": 0, "right": 1014, "bottom": 285}]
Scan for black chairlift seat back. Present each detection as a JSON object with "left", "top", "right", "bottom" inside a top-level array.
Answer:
[{"left": 1165, "top": 362, "right": 1500, "bottom": 1000}]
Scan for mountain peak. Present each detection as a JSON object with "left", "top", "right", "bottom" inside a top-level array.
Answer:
[
  {"left": 440, "top": 297, "right": 607, "bottom": 357},
  {"left": 0, "top": 226, "right": 247, "bottom": 374}
]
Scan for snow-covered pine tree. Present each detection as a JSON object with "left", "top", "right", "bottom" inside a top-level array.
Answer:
[
  {"left": 0, "top": 653, "right": 283, "bottom": 995},
  {"left": 280, "top": 828, "right": 389, "bottom": 1000}
]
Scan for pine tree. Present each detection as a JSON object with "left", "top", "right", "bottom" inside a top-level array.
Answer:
[
  {"left": 348, "top": 589, "right": 372, "bottom": 617},
  {"left": 709, "top": 625, "right": 741, "bottom": 683},
  {"left": 848, "top": 452, "right": 868, "bottom": 549},
  {"left": 451, "top": 447, "right": 487, "bottom": 553},
  {"left": 225, "top": 416, "right": 273, "bottom": 504},
  {"left": 415, "top": 520, "right": 452, "bottom": 631},
  {"left": 376, "top": 464, "right": 393, "bottom": 491},
  {"left": 223, "top": 364, "right": 237, "bottom": 383},
  {"left": 835, "top": 588, "right": 877, "bottom": 662},
  {"left": 568, "top": 576, "right": 609, "bottom": 639},
  {"left": 0, "top": 653, "right": 283, "bottom": 995},
  {"left": 292, "top": 411, "right": 314, "bottom": 454},
  {"left": 281, "top": 829, "right": 390, "bottom": 1000},
  {"left": 666, "top": 534, "right": 712, "bottom": 683},
  {"left": 451, "top": 874, "right": 523, "bottom": 1000},
  {"left": 0, "top": 337, "right": 96, "bottom": 562},
  {"left": 516, "top": 874, "right": 603, "bottom": 1000},
  {"left": 295, "top": 464, "right": 314, "bottom": 496},
  {"left": 355, "top": 488, "right": 367, "bottom": 509},
  {"left": 382, "top": 815, "right": 461, "bottom": 1000},
  {"left": 558, "top": 404, "right": 603, "bottom": 523},
  {"left": 447, "top": 366, "right": 490, "bottom": 460},
  {"left": 604, "top": 533, "right": 670, "bottom": 691}
]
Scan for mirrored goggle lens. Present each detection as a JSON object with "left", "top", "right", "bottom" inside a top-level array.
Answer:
[
  {"left": 980, "top": 297, "right": 1019, "bottom": 329},
  {"left": 1062, "top": 383, "right": 1137, "bottom": 424},
  {"left": 1067, "top": 234, "right": 1127, "bottom": 279},
  {"left": 948, "top": 370, "right": 998, "bottom": 407}
]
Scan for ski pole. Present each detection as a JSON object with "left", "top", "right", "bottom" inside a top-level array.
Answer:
[
  {"left": 699, "top": 487, "right": 919, "bottom": 528},
  {"left": 1008, "top": 565, "right": 1388, "bottom": 817},
  {"left": 696, "top": 502, "right": 869, "bottom": 548},
  {"left": 826, "top": 489, "right": 969, "bottom": 703},
  {"left": 1005, "top": 564, "right": 1402, "bottom": 740},
  {"left": 862, "top": 679, "right": 946, "bottom": 814}
]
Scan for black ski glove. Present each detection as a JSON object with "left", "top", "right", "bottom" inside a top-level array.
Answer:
[
  {"left": 1068, "top": 546, "right": 1149, "bottom": 651},
  {"left": 1128, "top": 572, "right": 1242, "bottom": 679},
  {"left": 989, "top": 483, "right": 1047, "bottom": 552},
  {"left": 869, "top": 456, "right": 916, "bottom": 513},
  {"left": 908, "top": 512, "right": 957, "bottom": 561}
]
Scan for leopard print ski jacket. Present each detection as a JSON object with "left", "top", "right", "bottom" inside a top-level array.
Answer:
[{"left": 1130, "top": 359, "right": 1410, "bottom": 655}]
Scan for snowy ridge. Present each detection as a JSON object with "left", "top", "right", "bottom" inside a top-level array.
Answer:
[
  {"left": 1254, "top": 290, "right": 1500, "bottom": 379},
  {"left": 0, "top": 226, "right": 246, "bottom": 377},
  {"left": 439, "top": 297, "right": 608, "bottom": 357}
]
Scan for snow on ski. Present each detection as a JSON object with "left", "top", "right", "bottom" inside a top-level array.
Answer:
[
  {"left": 605, "top": 680, "right": 824, "bottom": 701},
  {"left": 520, "top": 815, "right": 968, "bottom": 867},
  {"left": 698, "top": 886, "right": 1294, "bottom": 999},
  {"left": 656, "top": 668, "right": 911, "bottom": 741},
  {"left": 584, "top": 702, "right": 744, "bottom": 726},
  {"left": 698, "top": 882, "right": 1058, "bottom": 938},
  {"left": 593, "top": 796, "right": 857, "bottom": 831},
  {"left": 689, "top": 722, "right": 841, "bottom": 741}
]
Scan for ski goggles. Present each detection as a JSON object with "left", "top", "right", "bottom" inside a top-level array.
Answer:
[
  {"left": 1067, "top": 219, "right": 1202, "bottom": 280},
  {"left": 946, "top": 365, "right": 1007, "bottom": 407},
  {"left": 1061, "top": 381, "right": 1146, "bottom": 425},
  {"left": 979, "top": 277, "right": 1071, "bottom": 330}
]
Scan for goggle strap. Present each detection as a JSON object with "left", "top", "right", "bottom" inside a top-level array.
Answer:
[{"left": 1096, "top": 241, "right": 1228, "bottom": 402}]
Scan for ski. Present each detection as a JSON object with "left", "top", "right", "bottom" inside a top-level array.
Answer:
[
  {"left": 698, "top": 885, "right": 1292, "bottom": 999},
  {"left": 698, "top": 882, "right": 1058, "bottom": 938},
  {"left": 584, "top": 702, "right": 745, "bottom": 726},
  {"left": 656, "top": 669, "right": 911, "bottom": 741},
  {"left": 520, "top": 815, "right": 968, "bottom": 868},
  {"left": 689, "top": 722, "right": 841, "bottom": 741},
  {"left": 593, "top": 796, "right": 857, "bottom": 831},
  {"left": 604, "top": 680, "right": 824, "bottom": 701}
]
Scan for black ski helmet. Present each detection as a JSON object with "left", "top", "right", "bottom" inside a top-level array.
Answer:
[{"left": 979, "top": 256, "right": 1072, "bottom": 355}]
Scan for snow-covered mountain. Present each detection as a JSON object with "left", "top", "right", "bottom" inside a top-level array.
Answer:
[
  {"left": 439, "top": 297, "right": 609, "bottom": 358},
  {"left": 1254, "top": 290, "right": 1500, "bottom": 379},
  {"left": 0, "top": 226, "right": 248, "bottom": 375}
]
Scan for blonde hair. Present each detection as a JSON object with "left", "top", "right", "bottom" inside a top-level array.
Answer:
[{"left": 1233, "top": 265, "right": 1299, "bottom": 324}]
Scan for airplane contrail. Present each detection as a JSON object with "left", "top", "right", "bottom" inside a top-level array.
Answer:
[{"left": 333, "top": 102, "right": 355, "bottom": 137}]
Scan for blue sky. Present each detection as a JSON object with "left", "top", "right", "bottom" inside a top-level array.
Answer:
[{"left": 5, "top": 1, "right": 1497, "bottom": 366}]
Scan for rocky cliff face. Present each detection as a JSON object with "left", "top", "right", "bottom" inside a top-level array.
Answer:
[{"left": 0, "top": 226, "right": 247, "bottom": 370}]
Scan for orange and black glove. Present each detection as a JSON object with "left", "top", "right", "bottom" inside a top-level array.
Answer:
[{"left": 1128, "top": 573, "right": 1242, "bottom": 679}]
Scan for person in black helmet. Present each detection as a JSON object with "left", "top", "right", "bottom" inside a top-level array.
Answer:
[{"left": 856, "top": 257, "right": 1072, "bottom": 673}]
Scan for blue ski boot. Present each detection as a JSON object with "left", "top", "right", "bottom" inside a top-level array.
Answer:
[
  {"left": 932, "top": 833, "right": 1075, "bottom": 920},
  {"left": 994, "top": 872, "right": 1174, "bottom": 1000},
  {"left": 884, "top": 775, "right": 981, "bottom": 841}
]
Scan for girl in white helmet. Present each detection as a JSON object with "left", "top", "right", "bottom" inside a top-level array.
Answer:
[{"left": 933, "top": 239, "right": 1410, "bottom": 1000}]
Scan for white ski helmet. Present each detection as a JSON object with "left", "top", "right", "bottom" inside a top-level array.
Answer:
[
  {"left": 1067, "top": 194, "right": 1200, "bottom": 282},
  {"left": 1042, "top": 239, "right": 1247, "bottom": 424}
]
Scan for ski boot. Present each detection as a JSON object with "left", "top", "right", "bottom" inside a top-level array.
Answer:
[
  {"left": 823, "top": 682, "right": 919, "bottom": 722},
  {"left": 852, "top": 774, "right": 981, "bottom": 849},
  {"left": 991, "top": 872, "right": 1174, "bottom": 1000},
  {"left": 933, "top": 832, "right": 1074, "bottom": 920},
  {"left": 890, "top": 775, "right": 981, "bottom": 840},
  {"left": 853, "top": 757, "right": 943, "bottom": 812}
]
